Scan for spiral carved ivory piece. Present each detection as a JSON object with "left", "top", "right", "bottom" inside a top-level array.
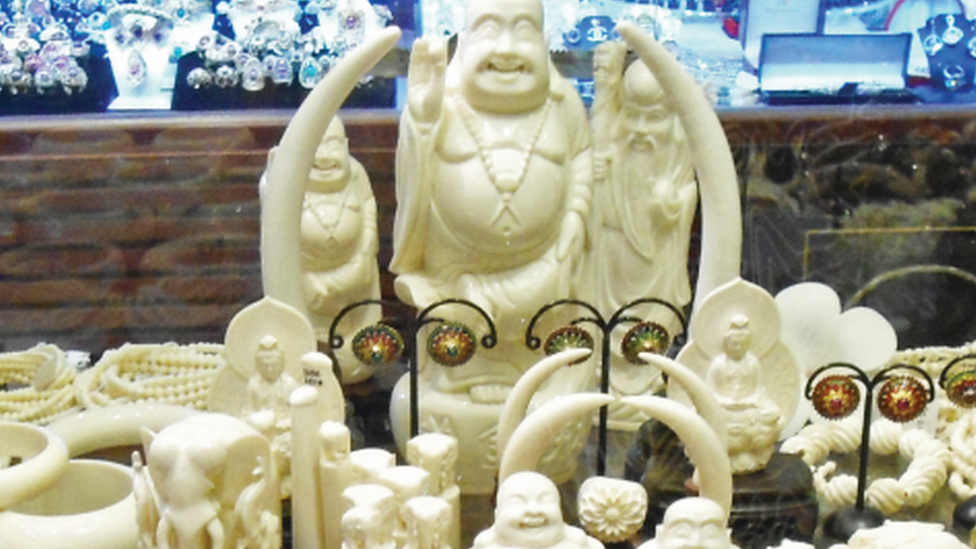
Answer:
[
  {"left": 783, "top": 416, "right": 949, "bottom": 515},
  {"left": 948, "top": 409, "right": 976, "bottom": 498}
]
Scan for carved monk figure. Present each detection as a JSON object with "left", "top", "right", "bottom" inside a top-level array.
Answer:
[
  {"left": 244, "top": 334, "right": 299, "bottom": 484},
  {"left": 474, "top": 471, "right": 602, "bottom": 549},
  {"left": 245, "top": 335, "right": 300, "bottom": 426},
  {"left": 588, "top": 59, "right": 696, "bottom": 319},
  {"left": 587, "top": 53, "right": 697, "bottom": 430},
  {"left": 705, "top": 314, "right": 783, "bottom": 473},
  {"left": 391, "top": 0, "right": 594, "bottom": 402},
  {"left": 300, "top": 116, "right": 382, "bottom": 384}
]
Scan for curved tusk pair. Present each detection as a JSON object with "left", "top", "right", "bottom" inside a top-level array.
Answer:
[{"left": 497, "top": 349, "right": 732, "bottom": 520}]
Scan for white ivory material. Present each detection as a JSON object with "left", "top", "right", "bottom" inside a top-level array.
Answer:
[
  {"left": 48, "top": 402, "right": 201, "bottom": 457},
  {"left": 403, "top": 496, "right": 452, "bottom": 549},
  {"left": 620, "top": 396, "right": 733, "bottom": 519},
  {"left": 341, "top": 483, "right": 397, "bottom": 549},
  {"left": 497, "top": 393, "right": 614, "bottom": 483},
  {"left": 246, "top": 334, "right": 301, "bottom": 490},
  {"left": 833, "top": 520, "right": 967, "bottom": 549},
  {"left": 320, "top": 421, "right": 354, "bottom": 549},
  {"left": 671, "top": 278, "right": 798, "bottom": 474},
  {"left": 585, "top": 46, "right": 698, "bottom": 431},
  {"left": 342, "top": 504, "right": 396, "bottom": 549},
  {"left": 391, "top": 355, "right": 596, "bottom": 494},
  {"left": 301, "top": 352, "right": 346, "bottom": 422},
  {"left": 47, "top": 403, "right": 200, "bottom": 457},
  {"left": 472, "top": 471, "right": 602, "bottom": 549},
  {"left": 261, "top": 27, "right": 402, "bottom": 318},
  {"left": 768, "top": 542, "right": 813, "bottom": 549},
  {"left": 341, "top": 483, "right": 397, "bottom": 517},
  {"left": 638, "top": 352, "right": 727, "bottom": 453},
  {"left": 296, "top": 116, "right": 382, "bottom": 384},
  {"left": 209, "top": 296, "right": 317, "bottom": 417},
  {"left": 636, "top": 497, "right": 737, "bottom": 549},
  {"left": 209, "top": 296, "right": 343, "bottom": 495},
  {"left": 291, "top": 385, "right": 324, "bottom": 549},
  {"left": 577, "top": 477, "right": 648, "bottom": 543},
  {"left": 405, "top": 433, "right": 460, "bottom": 549},
  {"left": 0, "top": 422, "right": 69, "bottom": 510},
  {"left": 405, "top": 433, "right": 457, "bottom": 496},
  {"left": 0, "top": 459, "right": 137, "bottom": 549},
  {"left": 496, "top": 348, "right": 591, "bottom": 462},
  {"left": 389, "top": 0, "right": 596, "bottom": 493},
  {"left": 0, "top": 343, "right": 79, "bottom": 424},
  {"left": 615, "top": 22, "right": 742, "bottom": 315},
  {"left": 377, "top": 466, "right": 432, "bottom": 547},
  {"left": 74, "top": 343, "right": 223, "bottom": 411},
  {"left": 349, "top": 448, "right": 396, "bottom": 483},
  {"left": 140, "top": 413, "right": 281, "bottom": 549},
  {"left": 132, "top": 450, "right": 157, "bottom": 549}
]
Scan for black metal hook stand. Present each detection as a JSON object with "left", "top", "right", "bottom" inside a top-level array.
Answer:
[
  {"left": 525, "top": 297, "right": 686, "bottom": 476},
  {"left": 328, "top": 297, "right": 497, "bottom": 439},
  {"left": 327, "top": 298, "right": 414, "bottom": 379},
  {"left": 938, "top": 354, "right": 976, "bottom": 538},
  {"left": 410, "top": 298, "right": 497, "bottom": 438},
  {"left": 939, "top": 353, "right": 976, "bottom": 400},
  {"left": 807, "top": 362, "right": 935, "bottom": 543}
]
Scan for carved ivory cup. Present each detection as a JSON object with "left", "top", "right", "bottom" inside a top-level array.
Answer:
[{"left": 0, "top": 458, "right": 137, "bottom": 549}]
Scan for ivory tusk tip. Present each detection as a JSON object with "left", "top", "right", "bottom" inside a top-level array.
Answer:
[
  {"left": 375, "top": 26, "right": 402, "bottom": 47},
  {"left": 637, "top": 352, "right": 666, "bottom": 366},
  {"left": 561, "top": 347, "right": 592, "bottom": 361}
]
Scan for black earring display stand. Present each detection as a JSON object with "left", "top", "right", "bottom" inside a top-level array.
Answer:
[
  {"left": 170, "top": 52, "right": 396, "bottom": 110},
  {"left": 0, "top": 43, "right": 117, "bottom": 115}
]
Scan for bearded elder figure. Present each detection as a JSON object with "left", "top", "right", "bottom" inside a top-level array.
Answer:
[{"left": 391, "top": 0, "right": 594, "bottom": 404}]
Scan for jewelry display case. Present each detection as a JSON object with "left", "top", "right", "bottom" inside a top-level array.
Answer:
[
  {"left": 8, "top": 0, "right": 976, "bottom": 113},
  {"left": 6, "top": 2, "right": 976, "bottom": 548}
]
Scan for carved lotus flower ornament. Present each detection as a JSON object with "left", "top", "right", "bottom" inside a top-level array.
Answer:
[{"left": 577, "top": 477, "right": 648, "bottom": 543}]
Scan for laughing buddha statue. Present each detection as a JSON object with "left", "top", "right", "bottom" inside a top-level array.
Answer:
[{"left": 388, "top": 0, "right": 596, "bottom": 493}]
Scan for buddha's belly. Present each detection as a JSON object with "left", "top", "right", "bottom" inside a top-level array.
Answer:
[
  {"left": 431, "top": 159, "right": 568, "bottom": 257},
  {"left": 301, "top": 209, "right": 362, "bottom": 269}
]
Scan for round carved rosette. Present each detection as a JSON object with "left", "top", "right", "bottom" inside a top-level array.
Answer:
[
  {"left": 426, "top": 322, "right": 476, "bottom": 367},
  {"left": 577, "top": 477, "right": 648, "bottom": 543},
  {"left": 877, "top": 375, "right": 927, "bottom": 423},
  {"left": 620, "top": 321, "right": 670, "bottom": 364},
  {"left": 544, "top": 326, "right": 593, "bottom": 365},
  {"left": 352, "top": 324, "right": 404, "bottom": 367}
]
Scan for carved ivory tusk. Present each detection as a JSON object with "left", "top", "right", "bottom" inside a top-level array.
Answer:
[
  {"left": 260, "top": 27, "right": 402, "bottom": 317},
  {"left": 616, "top": 22, "right": 741, "bottom": 316},
  {"left": 496, "top": 348, "right": 593, "bottom": 461},
  {"left": 498, "top": 393, "right": 614, "bottom": 483},
  {"left": 620, "top": 395, "right": 732, "bottom": 519},
  {"left": 638, "top": 352, "right": 727, "bottom": 452}
]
